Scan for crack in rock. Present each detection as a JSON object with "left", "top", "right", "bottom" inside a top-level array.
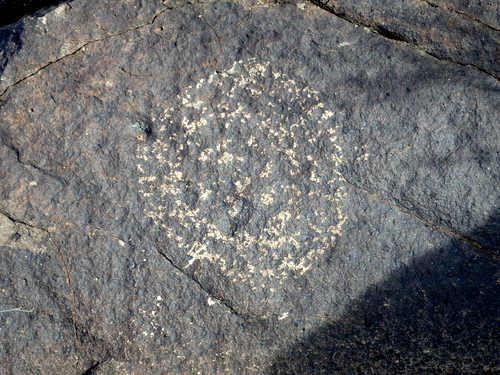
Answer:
[
  {"left": 333, "top": 169, "right": 499, "bottom": 260},
  {"left": 419, "top": 0, "right": 499, "bottom": 31},
  {"left": 89, "top": 226, "right": 261, "bottom": 320},
  {"left": 0, "top": 210, "right": 82, "bottom": 371},
  {"left": 306, "top": 0, "right": 499, "bottom": 81},
  {"left": 153, "top": 246, "right": 262, "bottom": 320},
  {"left": 0, "top": 2, "right": 200, "bottom": 98},
  {"left": 81, "top": 358, "right": 111, "bottom": 375},
  {"left": 0, "top": 209, "right": 49, "bottom": 234},
  {"left": 4, "top": 142, "right": 68, "bottom": 185}
]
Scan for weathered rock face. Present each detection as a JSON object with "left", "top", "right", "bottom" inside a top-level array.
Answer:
[
  {"left": 312, "top": 0, "right": 500, "bottom": 78},
  {"left": 271, "top": 231, "right": 500, "bottom": 374},
  {"left": 0, "top": 0, "right": 66, "bottom": 28},
  {"left": 0, "top": 0, "right": 498, "bottom": 374}
]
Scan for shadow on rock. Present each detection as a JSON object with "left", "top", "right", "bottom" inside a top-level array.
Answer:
[
  {"left": 0, "top": 25, "right": 22, "bottom": 77},
  {"left": 269, "top": 213, "right": 500, "bottom": 374},
  {"left": 0, "top": 0, "right": 71, "bottom": 28}
]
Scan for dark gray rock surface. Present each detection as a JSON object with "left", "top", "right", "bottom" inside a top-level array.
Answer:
[
  {"left": 312, "top": 0, "right": 500, "bottom": 78},
  {"left": 0, "top": 0, "right": 498, "bottom": 374}
]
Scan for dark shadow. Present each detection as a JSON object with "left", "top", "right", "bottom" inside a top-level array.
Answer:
[
  {"left": 470, "top": 209, "right": 500, "bottom": 257},
  {"left": 269, "top": 213, "right": 500, "bottom": 374},
  {"left": 0, "top": 0, "right": 70, "bottom": 28},
  {"left": 0, "top": 24, "right": 23, "bottom": 78}
]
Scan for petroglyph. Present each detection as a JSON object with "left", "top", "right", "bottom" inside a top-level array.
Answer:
[{"left": 136, "top": 58, "right": 347, "bottom": 285}]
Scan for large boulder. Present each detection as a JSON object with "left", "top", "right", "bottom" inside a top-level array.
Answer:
[{"left": 0, "top": 0, "right": 498, "bottom": 373}]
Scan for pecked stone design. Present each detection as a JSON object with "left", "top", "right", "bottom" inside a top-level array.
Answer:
[{"left": 136, "top": 58, "right": 348, "bottom": 286}]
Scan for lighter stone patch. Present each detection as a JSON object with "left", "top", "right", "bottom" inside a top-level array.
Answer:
[
  {"left": 60, "top": 43, "right": 72, "bottom": 56},
  {"left": 53, "top": 4, "right": 67, "bottom": 17},
  {"left": 0, "top": 214, "right": 47, "bottom": 255},
  {"left": 278, "top": 312, "right": 289, "bottom": 320}
]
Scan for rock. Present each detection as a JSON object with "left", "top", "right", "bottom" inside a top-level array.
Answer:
[
  {"left": 270, "top": 215, "right": 500, "bottom": 374},
  {"left": 0, "top": 0, "right": 498, "bottom": 373},
  {"left": 311, "top": 0, "right": 500, "bottom": 78},
  {"left": 0, "top": 0, "right": 66, "bottom": 28}
]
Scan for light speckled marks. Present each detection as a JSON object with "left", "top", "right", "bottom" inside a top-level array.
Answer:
[{"left": 136, "top": 58, "right": 348, "bottom": 287}]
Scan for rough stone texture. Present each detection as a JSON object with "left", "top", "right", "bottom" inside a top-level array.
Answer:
[
  {"left": 312, "top": 0, "right": 500, "bottom": 78},
  {"left": 0, "top": 0, "right": 499, "bottom": 374},
  {"left": 270, "top": 231, "right": 500, "bottom": 374},
  {"left": 0, "top": 0, "right": 68, "bottom": 28},
  {"left": 426, "top": 0, "right": 499, "bottom": 29}
]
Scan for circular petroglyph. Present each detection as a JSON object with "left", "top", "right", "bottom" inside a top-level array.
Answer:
[{"left": 136, "top": 58, "right": 346, "bottom": 285}]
